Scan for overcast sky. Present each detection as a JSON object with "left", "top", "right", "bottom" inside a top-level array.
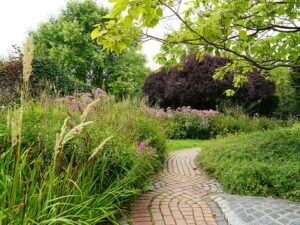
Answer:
[{"left": 0, "top": 0, "right": 163, "bottom": 70}]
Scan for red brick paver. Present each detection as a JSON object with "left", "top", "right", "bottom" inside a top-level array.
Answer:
[{"left": 131, "top": 149, "right": 217, "bottom": 225}]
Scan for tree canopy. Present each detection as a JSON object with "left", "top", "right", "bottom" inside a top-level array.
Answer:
[
  {"left": 31, "top": 0, "right": 149, "bottom": 96},
  {"left": 92, "top": 0, "right": 300, "bottom": 73},
  {"left": 32, "top": 0, "right": 108, "bottom": 81},
  {"left": 143, "top": 54, "right": 277, "bottom": 115}
]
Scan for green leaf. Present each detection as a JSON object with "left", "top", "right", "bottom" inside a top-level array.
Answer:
[
  {"left": 156, "top": 7, "right": 163, "bottom": 17},
  {"left": 128, "top": 7, "right": 139, "bottom": 19},
  {"left": 224, "top": 18, "right": 232, "bottom": 29},
  {"left": 91, "top": 28, "right": 100, "bottom": 40},
  {"left": 239, "top": 30, "right": 247, "bottom": 40},
  {"left": 124, "top": 16, "right": 133, "bottom": 27},
  {"left": 137, "top": 44, "right": 143, "bottom": 51},
  {"left": 225, "top": 89, "right": 235, "bottom": 97}
]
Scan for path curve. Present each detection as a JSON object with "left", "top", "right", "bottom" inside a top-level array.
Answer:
[{"left": 131, "top": 148, "right": 219, "bottom": 225}]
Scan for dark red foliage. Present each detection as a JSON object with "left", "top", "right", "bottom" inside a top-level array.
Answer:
[
  {"left": 142, "top": 54, "right": 277, "bottom": 115},
  {"left": 0, "top": 60, "right": 22, "bottom": 87},
  {"left": 165, "top": 55, "right": 231, "bottom": 109},
  {"left": 142, "top": 67, "right": 169, "bottom": 107},
  {"left": 0, "top": 60, "right": 22, "bottom": 105}
]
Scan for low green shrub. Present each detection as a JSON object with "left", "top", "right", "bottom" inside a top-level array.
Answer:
[
  {"left": 164, "top": 112, "right": 289, "bottom": 139},
  {"left": 167, "top": 114, "right": 211, "bottom": 139},
  {"left": 0, "top": 97, "right": 166, "bottom": 224},
  {"left": 198, "top": 128, "right": 300, "bottom": 201},
  {"left": 208, "top": 114, "right": 283, "bottom": 136}
]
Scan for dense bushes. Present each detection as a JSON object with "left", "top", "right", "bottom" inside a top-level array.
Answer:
[
  {"left": 142, "top": 67, "right": 169, "bottom": 107},
  {"left": 168, "top": 114, "right": 211, "bottom": 139},
  {"left": 208, "top": 114, "right": 286, "bottom": 136},
  {"left": 31, "top": 58, "right": 91, "bottom": 94},
  {"left": 0, "top": 97, "right": 166, "bottom": 224},
  {"left": 0, "top": 59, "right": 91, "bottom": 105},
  {"left": 198, "top": 128, "right": 300, "bottom": 201},
  {"left": 143, "top": 55, "right": 277, "bottom": 115},
  {"left": 0, "top": 60, "right": 22, "bottom": 105},
  {"left": 148, "top": 107, "right": 289, "bottom": 139}
]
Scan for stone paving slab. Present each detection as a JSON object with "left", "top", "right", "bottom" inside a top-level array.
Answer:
[{"left": 212, "top": 194, "right": 300, "bottom": 225}]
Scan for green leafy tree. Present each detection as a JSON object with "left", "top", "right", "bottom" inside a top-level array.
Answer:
[
  {"left": 32, "top": 0, "right": 108, "bottom": 82},
  {"left": 32, "top": 0, "right": 149, "bottom": 96},
  {"left": 92, "top": 0, "right": 300, "bottom": 81},
  {"left": 271, "top": 68, "right": 298, "bottom": 116},
  {"left": 105, "top": 48, "right": 150, "bottom": 97}
]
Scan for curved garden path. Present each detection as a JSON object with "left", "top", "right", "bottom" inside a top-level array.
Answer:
[
  {"left": 125, "top": 148, "right": 300, "bottom": 225},
  {"left": 130, "top": 148, "right": 220, "bottom": 225}
]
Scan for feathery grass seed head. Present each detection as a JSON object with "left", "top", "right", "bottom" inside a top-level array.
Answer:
[
  {"left": 23, "top": 37, "right": 33, "bottom": 83},
  {"left": 88, "top": 136, "right": 113, "bottom": 161},
  {"left": 80, "top": 99, "right": 101, "bottom": 123}
]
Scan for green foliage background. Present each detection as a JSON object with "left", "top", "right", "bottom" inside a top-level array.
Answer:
[{"left": 31, "top": 0, "right": 149, "bottom": 96}]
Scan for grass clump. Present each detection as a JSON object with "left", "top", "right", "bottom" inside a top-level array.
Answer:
[
  {"left": 0, "top": 96, "right": 166, "bottom": 224},
  {"left": 198, "top": 127, "right": 300, "bottom": 202}
]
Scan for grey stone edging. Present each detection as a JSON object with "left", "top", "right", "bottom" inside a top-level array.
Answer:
[
  {"left": 211, "top": 194, "right": 300, "bottom": 225},
  {"left": 211, "top": 195, "right": 246, "bottom": 225}
]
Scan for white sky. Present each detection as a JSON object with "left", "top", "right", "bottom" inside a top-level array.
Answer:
[{"left": 0, "top": 0, "right": 163, "bottom": 70}]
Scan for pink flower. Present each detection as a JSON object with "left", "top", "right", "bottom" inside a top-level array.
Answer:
[
  {"left": 137, "top": 141, "right": 147, "bottom": 156},
  {"left": 149, "top": 147, "right": 154, "bottom": 156},
  {"left": 139, "top": 141, "right": 146, "bottom": 151}
]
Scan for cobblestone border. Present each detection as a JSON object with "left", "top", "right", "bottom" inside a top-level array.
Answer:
[
  {"left": 212, "top": 194, "right": 300, "bottom": 225},
  {"left": 211, "top": 195, "right": 245, "bottom": 225},
  {"left": 208, "top": 197, "right": 228, "bottom": 225}
]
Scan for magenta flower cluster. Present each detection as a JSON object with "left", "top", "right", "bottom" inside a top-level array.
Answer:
[
  {"left": 137, "top": 141, "right": 155, "bottom": 157},
  {"left": 48, "top": 88, "right": 107, "bottom": 112},
  {"left": 146, "top": 106, "right": 219, "bottom": 118}
]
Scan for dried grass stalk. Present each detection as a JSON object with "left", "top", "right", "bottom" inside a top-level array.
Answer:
[
  {"left": 61, "top": 121, "right": 93, "bottom": 146},
  {"left": 80, "top": 99, "right": 101, "bottom": 123},
  {"left": 23, "top": 37, "right": 33, "bottom": 83},
  {"left": 88, "top": 136, "right": 113, "bottom": 161}
]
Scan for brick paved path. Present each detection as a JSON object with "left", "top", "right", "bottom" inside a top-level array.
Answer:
[{"left": 131, "top": 148, "right": 218, "bottom": 225}]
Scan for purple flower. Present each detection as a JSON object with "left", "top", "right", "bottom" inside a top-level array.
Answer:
[
  {"left": 139, "top": 141, "right": 146, "bottom": 151},
  {"left": 137, "top": 141, "right": 147, "bottom": 156},
  {"left": 149, "top": 147, "right": 154, "bottom": 156}
]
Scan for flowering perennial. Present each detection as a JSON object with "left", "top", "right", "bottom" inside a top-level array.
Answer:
[
  {"left": 138, "top": 141, "right": 155, "bottom": 157},
  {"left": 146, "top": 106, "right": 219, "bottom": 118}
]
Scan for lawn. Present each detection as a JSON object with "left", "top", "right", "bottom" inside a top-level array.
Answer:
[{"left": 166, "top": 139, "right": 207, "bottom": 152}]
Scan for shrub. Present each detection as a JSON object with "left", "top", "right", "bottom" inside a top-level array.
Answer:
[
  {"left": 143, "top": 54, "right": 277, "bottom": 115},
  {"left": 0, "top": 60, "right": 22, "bottom": 105},
  {"left": 0, "top": 59, "right": 91, "bottom": 105},
  {"left": 145, "top": 106, "right": 289, "bottom": 139},
  {"left": 198, "top": 128, "right": 300, "bottom": 201},
  {"left": 168, "top": 114, "right": 211, "bottom": 139},
  {"left": 31, "top": 58, "right": 92, "bottom": 95},
  {"left": 0, "top": 97, "right": 166, "bottom": 224},
  {"left": 289, "top": 59, "right": 300, "bottom": 114},
  {"left": 142, "top": 67, "right": 169, "bottom": 107},
  {"left": 208, "top": 114, "right": 282, "bottom": 136}
]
